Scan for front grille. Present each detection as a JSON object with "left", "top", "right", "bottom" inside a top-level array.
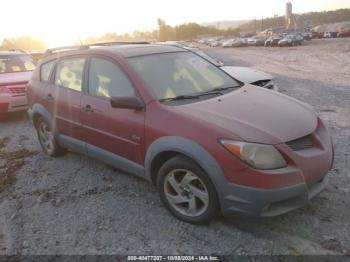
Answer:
[
  {"left": 9, "top": 86, "right": 26, "bottom": 95},
  {"left": 9, "top": 87, "right": 25, "bottom": 94},
  {"left": 286, "top": 135, "right": 313, "bottom": 151}
]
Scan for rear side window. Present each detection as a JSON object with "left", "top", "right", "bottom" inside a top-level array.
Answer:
[
  {"left": 40, "top": 61, "right": 55, "bottom": 82},
  {"left": 88, "top": 58, "right": 135, "bottom": 98},
  {"left": 55, "top": 58, "right": 85, "bottom": 92}
]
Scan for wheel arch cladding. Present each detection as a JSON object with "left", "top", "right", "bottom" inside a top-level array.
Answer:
[
  {"left": 145, "top": 136, "right": 227, "bottom": 194},
  {"left": 31, "top": 104, "right": 58, "bottom": 136}
]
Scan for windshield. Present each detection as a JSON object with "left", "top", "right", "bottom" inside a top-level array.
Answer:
[
  {"left": 191, "top": 49, "right": 222, "bottom": 66},
  {"left": 127, "top": 52, "right": 238, "bottom": 100},
  {"left": 0, "top": 55, "right": 36, "bottom": 74}
]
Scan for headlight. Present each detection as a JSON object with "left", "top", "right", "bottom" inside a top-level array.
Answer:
[
  {"left": 263, "top": 80, "right": 275, "bottom": 90},
  {"left": 219, "top": 140, "right": 287, "bottom": 170}
]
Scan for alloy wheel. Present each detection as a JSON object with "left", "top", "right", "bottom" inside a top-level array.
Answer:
[
  {"left": 38, "top": 121, "right": 54, "bottom": 154},
  {"left": 163, "top": 169, "right": 209, "bottom": 217}
]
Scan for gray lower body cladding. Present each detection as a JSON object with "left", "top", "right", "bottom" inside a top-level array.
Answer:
[{"left": 220, "top": 174, "right": 329, "bottom": 217}]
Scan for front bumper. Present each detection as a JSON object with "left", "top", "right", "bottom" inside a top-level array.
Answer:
[
  {"left": 218, "top": 117, "right": 333, "bottom": 217},
  {"left": 221, "top": 173, "right": 329, "bottom": 217}
]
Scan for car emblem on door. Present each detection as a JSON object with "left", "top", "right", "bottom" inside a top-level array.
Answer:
[{"left": 131, "top": 134, "right": 141, "bottom": 141}]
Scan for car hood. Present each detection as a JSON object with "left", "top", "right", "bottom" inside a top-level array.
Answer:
[
  {"left": 221, "top": 66, "right": 273, "bottom": 84},
  {"left": 178, "top": 85, "right": 317, "bottom": 144},
  {"left": 0, "top": 71, "right": 33, "bottom": 84}
]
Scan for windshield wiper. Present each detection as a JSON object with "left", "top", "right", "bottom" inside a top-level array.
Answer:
[
  {"left": 198, "top": 85, "right": 240, "bottom": 96},
  {"left": 159, "top": 94, "right": 200, "bottom": 102},
  {"left": 159, "top": 85, "right": 240, "bottom": 102}
]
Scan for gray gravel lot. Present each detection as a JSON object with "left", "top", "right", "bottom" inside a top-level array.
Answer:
[{"left": 0, "top": 38, "right": 349, "bottom": 255}]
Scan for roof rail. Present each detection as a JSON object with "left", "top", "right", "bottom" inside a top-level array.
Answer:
[
  {"left": 88, "top": 41, "right": 150, "bottom": 46},
  {"left": 8, "top": 48, "right": 27, "bottom": 53},
  {"left": 44, "top": 45, "right": 89, "bottom": 56},
  {"left": 43, "top": 41, "right": 150, "bottom": 57}
]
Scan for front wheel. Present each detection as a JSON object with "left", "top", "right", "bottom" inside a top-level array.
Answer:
[{"left": 157, "top": 156, "right": 219, "bottom": 224}]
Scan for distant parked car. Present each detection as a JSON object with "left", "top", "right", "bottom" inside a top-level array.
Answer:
[
  {"left": 301, "top": 32, "right": 312, "bottom": 41},
  {"left": 265, "top": 36, "right": 282, "bottom": 47},
  {"left": 222, "top": 39, "right": 235, "bottom": 48},
  {"left": 312, "top": 32, "right": 324, "bottom": 39},
  {"left": 323, "top": 32, "right": 331, "bottom": 38},
  {"left": 209, "top": 40, "right": 221, "bottom": 47},
  {"left": 278, "top": 35, "right": 303, "bottom": 47},
  {"left": 232, "top": 38, "right": 246, "bottom": 47},
  {"left": 324, "top": 32, "right": 337, "bottom": 38},
  {"left": 0, "top": 51, "right": 36, "bottom": 116},
  {"left": 337, "top": 31, "right": 350, "bottom": 38},
  {"left": 247, "top": 36, "right": 265, "bottom": 46}
]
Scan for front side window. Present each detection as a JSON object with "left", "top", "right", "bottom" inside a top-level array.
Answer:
[
  {"left": 88, "top": 58, "right": 135, "bottom": 98},
  {"left": 40, "top": 60, "right": 55, "bottom": 82},
  {"left": 55, "top": 58, "right": 85, "bottom": 92},
  {"left": 0, "top": 55, "right": 36, "bottom": 73},
  {"left": 127, "top": 52, "right": 238, "bottom": 100}
]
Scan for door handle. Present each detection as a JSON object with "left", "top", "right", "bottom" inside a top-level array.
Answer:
[
  {"left": 83, "top": 104, "right": 94, "bottom": 113},
  {"left": 46, "top": 94, "right": 53, "bottom": 101}
]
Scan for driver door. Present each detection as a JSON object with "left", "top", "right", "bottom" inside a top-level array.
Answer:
[{"left": 80, "top": 56, "right": 145, "bottom": 165}]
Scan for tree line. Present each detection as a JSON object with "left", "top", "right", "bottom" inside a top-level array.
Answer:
[
  {"left": 0, "top": 36, "right": 47, "bottom": 52},
  {"left": 81, "top": 19, "right": 240, "bottom": 44}
]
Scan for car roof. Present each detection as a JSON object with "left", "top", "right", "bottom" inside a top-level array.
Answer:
[
  {"left": 43, "top": 44, "right": 187, "bottom": 60},
  {"left": 107, "top": 44, "right": 186, "bottom": 58}
]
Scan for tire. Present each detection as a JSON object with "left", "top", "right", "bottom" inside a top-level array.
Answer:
[
  {"left": 35, "top": 117, "right": 65, "bottom": 157},
  {"left": 156, "top": 156, "right": 219, "bottom": 224}
]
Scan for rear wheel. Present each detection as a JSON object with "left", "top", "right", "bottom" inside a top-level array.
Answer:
[
  {"left": 157, "top": 156, "right": 219, "bottom": 224},
  {"left": 35, "top": 117, "right": 65, "bottom": 157}
]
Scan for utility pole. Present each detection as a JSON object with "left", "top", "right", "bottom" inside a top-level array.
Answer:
[
  {"left": 254, "top": 17, "right": 257, "bottom": 34},
  {"left": 261, "top": 16, "right": 264, "bottom": 31}
]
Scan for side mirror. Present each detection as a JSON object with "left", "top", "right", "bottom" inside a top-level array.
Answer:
[{"left": 110, "top": 96, "right": 144, "bottom": 110}]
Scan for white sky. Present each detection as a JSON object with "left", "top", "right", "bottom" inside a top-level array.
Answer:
[{"left": 1, "top": 0, "right": 349, "bottom": 47}]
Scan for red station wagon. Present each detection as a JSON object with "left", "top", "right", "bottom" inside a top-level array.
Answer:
[
  {"left": 27, "top": 42, "right": 333, "bottom": 224},
  {"left": 0, "top": 51, "right": 35, "bottom": 116}
]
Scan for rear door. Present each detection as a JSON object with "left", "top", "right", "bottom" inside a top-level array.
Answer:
[
  {"left": 80, "top": 56, "right": 145, "bottom": 165},
  {"left": 36, "top": 60, "right": 56, "bottom": 115},
  {"left": 53, "top": 57, "right": 86, "bottom": 141}
]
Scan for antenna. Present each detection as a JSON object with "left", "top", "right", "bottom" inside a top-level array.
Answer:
[{"left": 78, "top": 37, "right": 83, "bottom": 46}]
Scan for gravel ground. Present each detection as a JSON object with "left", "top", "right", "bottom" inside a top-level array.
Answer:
[{"left": 0, "top": 38, "right": 349, "bottom": 255}]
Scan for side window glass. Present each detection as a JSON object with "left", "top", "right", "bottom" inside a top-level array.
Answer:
[
  {"left": 40, "top": 61, "right": 55, "bottom": 82},
  {"left": 88, "top": 58, "right": 135, "bottom": 98},
  {"left": 55, "top": 58, "right": 85, "bottom": 92}
]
